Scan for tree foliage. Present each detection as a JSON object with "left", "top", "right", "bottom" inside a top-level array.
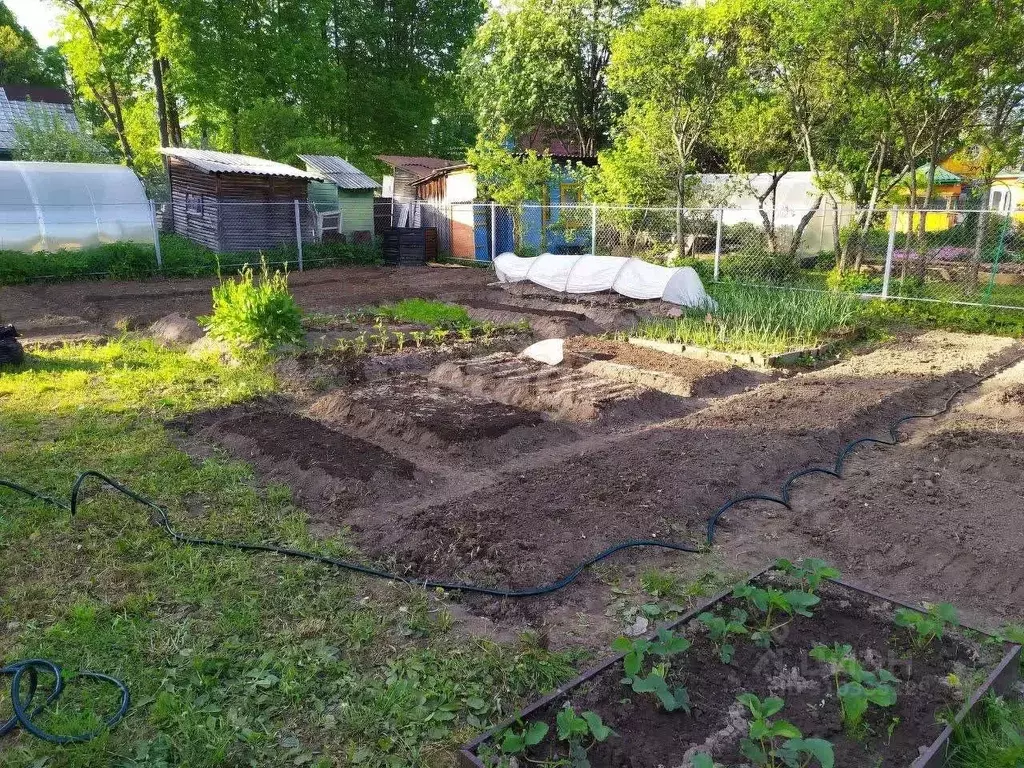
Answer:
[
  {"left": 0, "top": 1, "right": 65, "bottom": 85},
  {"left": 12, "top": 106, "right": 112, "bottom": 163}
]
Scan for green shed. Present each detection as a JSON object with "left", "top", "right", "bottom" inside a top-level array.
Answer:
[{"left": 299, "top": 155, "right": 380, "bottom": 240}]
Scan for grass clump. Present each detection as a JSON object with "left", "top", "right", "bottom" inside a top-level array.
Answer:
[
  {"left": 634, "top": 285, "right": 862, "bottom": 355},
  {"left": 204, "top": 261, "right": 303, "bottom": 348},
  {"left": 372, "top": 298, "right": 472, "bottom": 327},
  {"left": 950, "top": 695, "right": 1024, "bottom": 768}
]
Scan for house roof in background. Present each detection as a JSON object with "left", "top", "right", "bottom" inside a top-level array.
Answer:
[
  {"left": 160, "top": 148, "right": 325, "bottom": 180},
  {"left": 376, "top": 155, "right": 455, "bottom": 178},
  {"left": 299, "top": 154, "right": 380, "bottom": 190},
  {"left": 0, "top": 85, "right": 79, "bottom": 152},
  {"left": 411, "top": 163, "right": 472, "bottom": 186},
  {"left": 915, "top": 162, "right": 961, "bottom": 185}
]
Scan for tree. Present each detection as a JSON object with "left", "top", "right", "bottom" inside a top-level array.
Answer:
[
  {"left": 461, "top": 0, "right": 639, "bottom": 157},
  {"left": 0, "top": 1, "right": 65, "bottom": 85},
  {"left": 12, "top": 106, "right": 111, "bottom": 163},
  {"left": 601, "top": 3, "right": 738, "bottom": 258}
]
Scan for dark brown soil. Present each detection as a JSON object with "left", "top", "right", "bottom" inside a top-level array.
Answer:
[
  {"left": 2, "top": 266, "right": 490, "bottom": 342},
  {"left": 565, "top": 336, "right": 773, "bottom": 397},
  {"left": 343, "top": 333, "right": 1018, "bottom": 595},
  {"left": 471, "top": 577, "right": 1005, "bottom": 768},
  {"left": 172, "top": 401, "right": 424, "bottom": 511},
  {"left": 725, "top": 356, "right": 1024, "bottom": 629},
  {"left": 308, "top": 374, "right": 545, "bottom": 448}
]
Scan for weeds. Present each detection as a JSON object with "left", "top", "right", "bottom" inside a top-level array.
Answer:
[
  {"left": 894, "top": 603, "right": 959, "bottom": 649},
  {"left": 641, "top": 569, "right": 680, "bottom": 599},
  {"left": 372, "top": 298, "right": 472, "bottom": 326},
  {"left": 738, "top": 694, "right": 835, "bottom": 768},
  {"left": 204, "top": 259, "right": 303, "bottom": 348},
  {"left": 613, "top": 628, "right": 692, "bottom": 712},
  {"left": 809, "top": 643, "right": 898, "bottom": 732}
]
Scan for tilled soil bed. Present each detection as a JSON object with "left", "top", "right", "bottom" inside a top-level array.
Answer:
[
  {"left": 172, "top": 401, "right": 427, "bottom": 512},
  {"left": 726, "top": 357, "right": 1024, "bottom": 627},
  {"left": 464, "top": 573, "right": 1018, "bottom": 768},
  {"left": 353, "top": 332, "right": 1019, "bottom": 591}
]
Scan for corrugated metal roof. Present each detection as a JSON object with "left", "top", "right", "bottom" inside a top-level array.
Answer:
[
  {"left": 376, "top": 155, "right": 455, "bottom": 178},
  {"left": 160, "top": 148, "right": 325, "bottom": 180},
  {"left": 411, "top": 163, "right": 473, "bottom": 186},
  {"left": 0, "top": 87, "right": 80, "bottom": 152},
  {"left": 915, "top": 163, "right": 961, "bottom": 184},
  {"left": 299, "top": 154, "right": 380, "bottom": 190}
]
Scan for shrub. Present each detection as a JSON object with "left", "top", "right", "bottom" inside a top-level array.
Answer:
[{"left": 204, "top": 260, "right": 303, "bottom": 348}]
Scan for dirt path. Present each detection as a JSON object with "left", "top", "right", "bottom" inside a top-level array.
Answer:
[
  {"left": 723, "top": 357, "right": 1024, "bottom": 630},
  {"left": 1, "top": 266, "right": 491, "bottom": 341}
]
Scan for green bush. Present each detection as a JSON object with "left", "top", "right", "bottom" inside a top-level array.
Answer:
[
  {"left": 204, "top": 261, "right": 303, "bottom": 348},
  {"left": 825, "top": 268, "right": 881, "bottom": 294}
]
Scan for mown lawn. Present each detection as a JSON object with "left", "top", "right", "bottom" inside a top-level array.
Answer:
[{"left": 0, "top": 341, "right": 575, "bottom": 768}]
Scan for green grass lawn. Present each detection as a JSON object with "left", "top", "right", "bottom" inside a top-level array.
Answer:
[{"left": 0, "top": 341, "right": 575, "bottom": 768}]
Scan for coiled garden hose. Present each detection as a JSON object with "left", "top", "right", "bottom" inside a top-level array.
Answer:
[
  {"left": 0, "top": 357, "right": 1014, "bottom": 745},
  {"left": 1, "top": 659, "right": 130, "bottom": 745}
]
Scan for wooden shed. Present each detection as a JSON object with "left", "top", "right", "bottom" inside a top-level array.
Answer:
[
  {"left": 377, "top": 155, "right": 454, "bottom": 201},
  {"left": 299, "top": 154, "right": 379, "bottom": 241},
  {"left": 160, "top": 148, "right": 325, "bottom": 253}
]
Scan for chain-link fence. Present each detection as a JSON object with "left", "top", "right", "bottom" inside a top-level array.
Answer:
[
  {"left": 415, "top": 201, "right": 1024, "bottom": 311},
  {"left": 0, "top": 199, "right": 381, "bottom": 283}
]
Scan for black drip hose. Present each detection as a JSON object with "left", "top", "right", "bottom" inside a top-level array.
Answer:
[{"left": 0, "top": 360, "right": 1012, "bottom": 745}]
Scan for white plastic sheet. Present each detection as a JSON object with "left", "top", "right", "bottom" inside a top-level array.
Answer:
[
  {"left": 493, "top": 252, "right": 712, "bottom": 308},
  {"left": 0, "top": 162, "right": 154, "bottom": 252}
]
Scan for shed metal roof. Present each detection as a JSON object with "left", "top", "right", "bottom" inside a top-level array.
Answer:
[
  {"left": 160, "top": 148, "right": 324, "bottom": 180},
  {"left": 0, "top": 87, "right": 79, "bottom": 152},
  {"left": 411, "top": 163, "right": 473, "bottom": 186},
  {"left": 299, "top": 154, "right": 380, "bottom": 190},
  {"left": 915, "top": 163, "right": 961, "bottom": 185},
  {"left": 376, "top": 155, "right": 455, "bottom": 178}
]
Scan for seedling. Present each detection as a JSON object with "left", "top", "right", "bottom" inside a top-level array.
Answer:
[
  {"left": 410, "top": 330, "right": 426, "bottom": 348},
  {"left": 894, "top": 602, "right": 958, "bottom": 649},
  {"left": 810, "top": 643, "right": 898, "bottom": 732},
  {"left": 555, "top": 705, "right": 614, "bottom": 767},
  {"left": 430, "top": 327, "right": 449, "bottom": 346},
  {"left": 352, "top": 333, "right": 368, "bottom": 355},
  {"left": 775, "top": 558, "right": 840, "bottom": 593},
  {"left": 394, "top": 331, "right": 407, "bottom": 352},
  {"left": 481, "top": 321, "right": 498, "bottom": 343},
  {"left": 499, "top": 720, "right": 548, "bottom": 756},
  {"left": 698, "top": 608, "right": 749, "bottom": 663},
  {"left": 738, "top": 693, "right": 835, "bottom": 768},
  {"left": 612, "top": 628, "right": 692, "bottom": 712},
  {"left": 732, "top": 584, "right": 820, "bottom": 646},
  {"left": 458, "top": 325, "right": 475, "bottom": 342}
]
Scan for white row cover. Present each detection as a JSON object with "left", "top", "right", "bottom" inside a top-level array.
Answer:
[
  {"left": 494, "top": 252, "right": 713, "bottom": 308},
  {"left": 0, "top": 162, "right": 155, "bottom": 252}
]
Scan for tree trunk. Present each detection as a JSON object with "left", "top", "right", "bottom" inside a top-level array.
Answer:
[
  {"left": 676, "top": 171, "right": 687, "bottom": 262},
  {"left": 788, "top": 196, "right": 824, "bottom": 261},
  {"left": 151, "top": 48, "right": 169, "bottom": 149},
  {"left": 967, "top": 190, "right": 991, "bottom": 290}
]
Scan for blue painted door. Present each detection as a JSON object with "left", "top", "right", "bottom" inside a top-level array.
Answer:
[{"left": 473, "top": 205, "right": 491, "bottom": 261}]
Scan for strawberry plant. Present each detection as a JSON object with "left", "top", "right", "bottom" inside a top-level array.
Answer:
[
  {"left": 612, "top": 628, "right": 692, "bottom": 712},
  {"left": 810, "top": 643, "right": 898, "bottom": 732},
  {"left": 775, "top": 558, "right": 840, "bottom": 593},
  {"left": 732, "top": 584, "right": 820, "bottom": 646},
  {"left": 894, "top": 602, "right": 958, "bottom": 649},
  {"left": 499, "top": 720, "right": 548, "bottom": 756},
  {"left": 738, "top": 694, "right": 835, "bottom": 768},
  {"left": 697, "top": 608, "right": 749, "bottom": 663},
  {"left": 555, "top": 705, "right": 615, "bottom": 767},
  {"left": 691, "top": 755, "right": 724, "bottom": 768}
]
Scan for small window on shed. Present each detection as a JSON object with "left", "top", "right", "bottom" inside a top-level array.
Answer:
[{"left": 186, "top": 193, "right": 204, "bottom": 215}]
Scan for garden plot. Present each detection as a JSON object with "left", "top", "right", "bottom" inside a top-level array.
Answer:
[
  {"left": 463, "top": 563, "right": 1020, "bottom": 768},
  {"left": 429, "top": 351, "right": 693, "bottom": 423},
  {"left": 173, "top": 401, "right": 428, "bottom": 513},
  {"left": 727, "top": 356, "right": 1024, "bottom": 628},
  {"left": 350, "top": 332, "right": 1018, "bottom": 595},
  {"left": 564, "top": 336, "right": 771, "bottom": 397},
  {"left": 308, "top": 374, "right": 573, "bottom": 456}
]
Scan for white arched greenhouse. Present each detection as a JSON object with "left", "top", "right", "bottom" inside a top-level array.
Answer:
[{"left": 0, "top": 162, "right": 155, "bottom": 252}]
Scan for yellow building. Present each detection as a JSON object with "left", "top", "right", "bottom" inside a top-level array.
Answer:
[
  {"left": 891, "top": 163, "right": 963, "bottom": 232},
  {"left": 989, "top": 168, "right": 1024, "bottom": 223}
]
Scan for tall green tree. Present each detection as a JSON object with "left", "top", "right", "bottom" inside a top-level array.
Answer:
[
  {"left": 461, "top": 0, "right": 639, "bottom": 157},
  {"left": 0, "top": 1, "right": 65, "bottom": 85},
  {"left": 600, "top": 3, "right": 739, "bottom": 257}
]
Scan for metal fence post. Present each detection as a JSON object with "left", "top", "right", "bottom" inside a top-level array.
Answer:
[
  {"left": 881, "top": 206, "right": 898, "bottom": 299},
  {"left": 294, "top": 199, "right": 304, "bottom": 272},
  {"left": 150, "top": 200, "right": 162, "bottom": 271},
  {"left": 490, "top": 202, "right": 497, "bottom": 260},
  {"left": 591, "top": 202, "right": 598, "bottom": 255},
  {"left": 713, "top": 207, "right": 724, "bottom": 281}
]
